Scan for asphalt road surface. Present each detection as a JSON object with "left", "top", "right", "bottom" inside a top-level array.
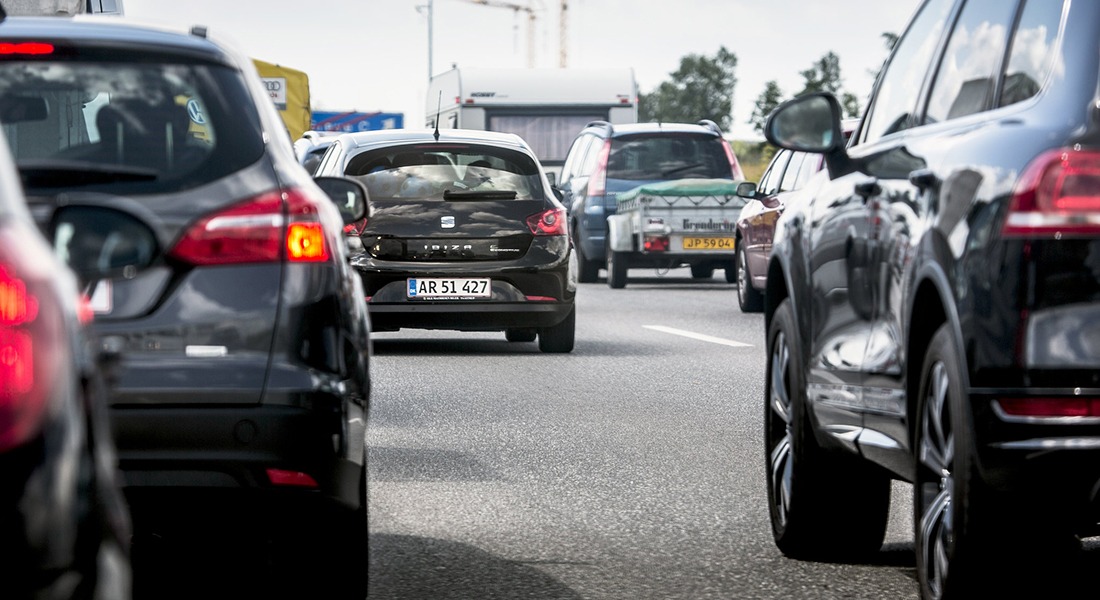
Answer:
[{"left": 367, "top": 269, "right": 919, "bottom": 600}]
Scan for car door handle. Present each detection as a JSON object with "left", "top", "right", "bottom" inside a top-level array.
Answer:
[
  {"left": 909, "top": 169, "right": 938, "bottom": 191},
  {"left": 854, "top": 180, "right": 882, "bottom": 201}
]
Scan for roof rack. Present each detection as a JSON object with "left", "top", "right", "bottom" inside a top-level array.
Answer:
[
  {"left": 697, "top": 119, "right": 722, "bottom": 135},
  {"left": 585, "top": 120, "right": 613, "bottom": 131}
]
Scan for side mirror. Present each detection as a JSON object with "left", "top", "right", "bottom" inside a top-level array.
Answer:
[
  {"left": 50, "top": 205, "right": 159, "bottom": 283},
  {"left": 765, "top": 92, "right": 852, "bottom": 178},
  {"left": 546, "top": 171, "right": 557, "bottom": 187},
  {"left": 736, "top": 181, "right": 759, "bottom": 199},
  {"left": 314, "top": 176, "right": 368, "bottom": 225}
]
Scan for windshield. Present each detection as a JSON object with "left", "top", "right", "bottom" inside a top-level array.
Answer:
[
  {"left": 608, "top": 133, "right": 733, "bottom": 181},
  {"left": 344, "top": 143, "right": 545, "bottom": 201},
  {"left": 0, "top": 61, "right": 264, "bottom": 194}
]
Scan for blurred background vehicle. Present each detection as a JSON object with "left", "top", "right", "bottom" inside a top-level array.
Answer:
[
  {"left": 761, "top": 0, "right": 1100, "bottom": 598},
  {"left": 294, "top": 129, "right": 342, "bottom": 175},
  {"left": 316, "top": 128, "right": 577, "bottom": 352},
  {"left": 561, "top": 120, "right": 744, "bottom": 282},
  {"left": 0, "top": 16, "right": 372, "bottom": 594}
]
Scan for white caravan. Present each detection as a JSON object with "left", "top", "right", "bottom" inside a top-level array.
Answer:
[{"left": 426, "top": 67, "right": 637, "bottom": 174}]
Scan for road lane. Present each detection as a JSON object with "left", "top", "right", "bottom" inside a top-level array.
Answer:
[{"left": 367, "top": 270, "right": 917, "bottom": 599}]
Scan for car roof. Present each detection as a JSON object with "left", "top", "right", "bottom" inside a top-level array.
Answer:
[
  {"left": 584, "top": 122, "right": 721, "bottom": 138},
  {"left": 0, "top": 16, "right": 235, "bottom": 66},
  {"left": 335, "top": 129, "right": 536, "bottom": 156}
]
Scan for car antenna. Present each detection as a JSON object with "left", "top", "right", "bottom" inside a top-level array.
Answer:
[{"left": 433, "top": 91, "right": 442, "bottom": 142}]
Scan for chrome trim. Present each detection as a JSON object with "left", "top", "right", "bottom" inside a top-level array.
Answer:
[
  {"left": 991, "top": 400, "right": 1100, "bottom": 425},
  {"left": 991, "top": 437, "right": 1100, "bottom": 450},
  {"left": 857, "top": 429, "right": 902, "bottom": 450}
]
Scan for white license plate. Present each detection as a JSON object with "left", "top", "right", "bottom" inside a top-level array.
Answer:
[{"left": 407, "top": 278, "right": 491, "bottom": 299}]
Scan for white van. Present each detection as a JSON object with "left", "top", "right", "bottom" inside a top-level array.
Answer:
[{"left": 426, "top": 67, "right": 637, "bottom": 175}]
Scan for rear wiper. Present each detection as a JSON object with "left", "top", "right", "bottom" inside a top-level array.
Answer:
[
  {"left": 443, "top": 189, "right": 517, "bottom": 201},
  {"left": 18, "top": 159, "right": 158, "bottom": 188},
  {"left": 662, "top": 162, "right": 705, "bottom": 176}
]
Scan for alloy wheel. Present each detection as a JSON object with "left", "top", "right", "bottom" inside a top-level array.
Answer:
[
  {"left": 918, "top": 361, "right": 954, "bottom": 600},
  {"left": 738, "top": 250, "right": 749, "bottom": 305},
  {"left": 767, "top": 330, "right": 793, "bottom": 529}
]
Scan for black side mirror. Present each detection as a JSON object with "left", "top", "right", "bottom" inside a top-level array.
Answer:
[
  {"left": 50, "top": 205, "right": 159, "bottom": 284},
  {"left": 765, "top": 92, "right": 854, "bottom": 178},
  {"left": 736, "top": 181, "right": 759, "bottom": 199},
  {"left": 314, "top": 176, "right": 369, "bottom": 225}
]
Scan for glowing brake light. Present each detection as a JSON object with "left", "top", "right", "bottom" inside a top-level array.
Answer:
[
  {"left": 1002, "top": 148, "right": 1100, "bottom": 237},
  {"left": 527, "top": 207, "right": 566, "bottom": 236},
  {"left": 287, "top": 223, "right": 327, "bottom": 261},
  {"left": 0, "top": 43, "right": 54, "bottom": 55},
  {"left": 343, "top": 218, "right": 367, "bottom": 237}
]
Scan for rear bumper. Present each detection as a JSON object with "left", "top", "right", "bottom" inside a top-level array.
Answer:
[
  {"left": 368, "top": 300, "right": 573, "bottom": 331},
  {"left": 111, "top": 404, "right": 362, "bottom": 511}
]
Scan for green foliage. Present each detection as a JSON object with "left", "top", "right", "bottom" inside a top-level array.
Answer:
[
  {"left": 797, "top": 51, "right": 843, "bottom": 96},
  {"left": 882, "top": 32, "right": 899, "bottom": 51},
  {"left": 841, "top": 92, "right": 861, "bottom": 119},
  {"left": 748, "top": 80, "right": 783, "bottom": 135},
  {"left": 639, "top": 46, "right": 738, "bottom": 130}
]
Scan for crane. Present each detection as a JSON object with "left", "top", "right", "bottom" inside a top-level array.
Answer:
[{"left": 454, "top": 0, "right": 542, "bottom": 68}]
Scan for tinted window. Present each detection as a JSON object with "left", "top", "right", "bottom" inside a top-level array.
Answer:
[
  {"left": 760, "top": 150, "right": 791, "bottom": 196},
  {"left": 780, "top": 153, "right": 806, "bottom": 192},
  {"left": 925, "top": 0, "right": 1016, "bottom": 124},
  {"left": 863, "top": 0, "right": 955, "bottom": 143},
  {"left": 345, "top": 143, "right": 544, "bottom": 201},
  {"left": 1000, "top": 0, "right": 1064, "bottom": 107},
  {"left": 607, "top": 133, "right": 732, "bottom": 181},
  {"left": 0, "top": 61, "right": 264, "bottom": 194}
]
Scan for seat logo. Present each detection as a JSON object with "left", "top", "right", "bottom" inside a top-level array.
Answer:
[{"left": 441, "top": 216, "right": 455, "bottom": 229}]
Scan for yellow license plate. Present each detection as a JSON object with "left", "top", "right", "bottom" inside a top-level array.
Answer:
[{"left": 683, "top": 237, "right": 735, "bottom": 250}]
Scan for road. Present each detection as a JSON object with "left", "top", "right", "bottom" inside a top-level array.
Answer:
[{"left": 367, "top": 269, "right": 919, "bottom": 600}]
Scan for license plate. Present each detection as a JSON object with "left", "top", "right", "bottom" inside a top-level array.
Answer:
[
  {"left": 682, "top": 237, "right": 735, "bottom": 250},
  {"left": 407, "top": 278, "right": 491, "bottom": 299}
]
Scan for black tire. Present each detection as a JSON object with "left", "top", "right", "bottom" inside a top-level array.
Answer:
[
  {"left": 737, "top": 246, "right": 764, "bottom": 313},
  {"left": 574, "top": 231, "right": 600, "bottom": 283},
  {"left": 538, "top": 305, "right": 575, "bottom": 353},
  {"left": 606, "top": 246, "right": 628, "bottom": 289},
  {"left": 690, "top": 265, "right": 714, "bottom": 279},
  {"left": 723, "top": 261, "right": 737, "bottom": 283},
  {"left": 765, "top": 299, "right": 889, "bottom": 560},
  {"left": 505, "top": 328, "right": 537, "bottom": 342}
]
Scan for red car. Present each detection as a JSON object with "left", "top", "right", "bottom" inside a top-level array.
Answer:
[{"left": 733, "top": 123, "right": 855, "bottom": 312}]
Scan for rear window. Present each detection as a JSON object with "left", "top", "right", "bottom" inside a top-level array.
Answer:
[
  {"left": 344, "top": 143, "right": 545, "bottom": 201},
  {"left": 608, "top": 133, "right": 732, "bottom": 181},
  {"left": 0, "top": 60, "right": 264, "bottom": 194}
]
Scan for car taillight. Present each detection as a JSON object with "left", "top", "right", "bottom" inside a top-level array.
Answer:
[
  {"left": 527, "top": 207, "right": 567, "bottom": 236},
  {"left": 586, "top": 139, "right": 612, "bottom": 197},
  {"left": 266, "top": 468, "right": 319, "bottom": 488},
  {"left": 169, "top": 188, "right": 329, "bottom": 265},
  {"left": 0, "top": 227, "right": 63, "bottom": 454},
  {"left": 343, "top": 218, "right": 367, "bottom": 237},
  {"left": 996, "top": 398, "right": 1100, "bottom": 418},
  {"left": 644, "top": 236, "right": 669, "bottom": 252},
  {"left": 1002, "top": 148, "right": 1100, "bottom": 237},
  {"left": 722, "top": 139, "right": 745, "bottom": 180}
]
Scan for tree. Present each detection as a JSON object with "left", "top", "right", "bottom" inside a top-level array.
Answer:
[
  {"left": 749, "top": 80, "right": 783, "bottom": 134},
  {"left": 639, "top": 46, "right": 738, "bottom": 130},
  {"left": 882, "top": 32, "right": 899, "bottom": 52},
  {"left": 797, "top": 51, "right": 843, "bottom": 97},
  {"left": 841, "top": 92, "right": 861, "bottom": 119}
]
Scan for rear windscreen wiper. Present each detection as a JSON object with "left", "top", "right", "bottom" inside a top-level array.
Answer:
[
  {"left": 443, "top": 189, "right": 518, "bottom": 201},
  {"left": 18, "top": 159, "right": 158, "bottom": 188},
  {"left": 662, "top": 162, "right": 705, "bottom": 176}
]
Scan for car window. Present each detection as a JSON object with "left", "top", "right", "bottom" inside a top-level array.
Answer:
[
  {"left": 795, "top": 153, "right": 821, "bottom": 189},
  {"left": 862, "top": 0, "right": 955, "bottom": 144},
  {"left": 316, "top": 141, "right": 341, "bottom": 175},
  {"left": 607, "top": 133, "right": 731, "bottom": 181},
  {"left": 560, "top": 135, "right": 584, "bottom": 183},
  {"left": 760, "top": 150, "right": 790, "bottom": 196},
  {"left": 0, "top": 60, "right": 264, "bottom": 195},
  {"left": 344, "top": 143, "right": 544, "bottom": 201},
  {"left": 924, "top": 0, "right": 1017, "bottom": 125},
  {"left": 566, "top": 134, "right": 594, "bottom": 181},
  {"left": 999, "top": 0, "right": 1065, "bottom": 107},
  {"left": 579, "top": 135, "right": 605, "bottom": 177},
  {"left": 780, "top": 152, "right": 806, "bottom": 192}
]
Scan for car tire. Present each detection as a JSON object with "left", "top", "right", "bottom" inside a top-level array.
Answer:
[
  {"left": 538, "top": 305, "right": 575, "bottom": 353},
  {"left": 574, "top": 231, "right": 600, "bottom": 283},
  {"left": 723, "top": 261, "right": 737, "bottom": 284},
  {"left": 736, "top": 246, "right": 764, "bottom": 313},
  {"left": 765, "top": 299, "right": 889, "bottom": 560},
  {"left": 505, "top": 328, "right": 537, "bottom": 342},
  {"left": 690, "top": 265, "right": 714, "bottom": 279},
  {"left": 607, "top": 246, "right": 628, "bottom": 289}
]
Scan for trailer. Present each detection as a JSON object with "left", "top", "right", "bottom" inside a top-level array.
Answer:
[
  {"left": 426, "top": 67, "right": 637, "bottom": 175},
  {"left": 605, "top": 179, "right": 749, "bottom": 288}
]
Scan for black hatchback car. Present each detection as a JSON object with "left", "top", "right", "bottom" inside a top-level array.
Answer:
[
  {"left": 315, "top": 129, "right": 576, "bottom": 353},
  {"left": 762, "top": 0, "right": 1100, "bottom": 598},
  {"left": 0, "top": 15, "right": 371, "bottom": 587}
]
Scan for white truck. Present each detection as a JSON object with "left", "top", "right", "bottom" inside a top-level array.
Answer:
[
  {"left": 605, "top": 179, "right": 750, "bottom": 288},
  {"left": 426, "top": 67, "right": 637, "bottom": 176}
]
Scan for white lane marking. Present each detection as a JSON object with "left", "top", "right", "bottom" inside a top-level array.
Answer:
[{"left": 643, "top": 325, "right": 752, "bottom": 348}]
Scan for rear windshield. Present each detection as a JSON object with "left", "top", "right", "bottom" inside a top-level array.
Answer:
[
  {"left": 608, "top": 133, "right": 732, "bottom": 181},
  {"left": 344, "top": 143, "right": 545, "bottom": 201},
  {"left": 0, "top": 61, "right": 265, "bottom": 194}
]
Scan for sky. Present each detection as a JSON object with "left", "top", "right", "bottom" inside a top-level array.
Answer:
[{"left": 124, "top": 0, "right": 922, "bottom": 141}]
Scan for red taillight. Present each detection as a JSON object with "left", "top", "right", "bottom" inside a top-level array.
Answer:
[
  {"left": 997, "top": 398, "right": 1100, "bottom": 418},
  {"left": 169, "top": 188, "right": 329, "bottom": 265},
  {"left": 644, "top": 236, "right": 669, "bottom": 252},
  {"left": 722, "top": 139, "right": 745, "bottom": 180},
  {"left": 1002, "top": 148, "right": 1100, "bottom": 237},
  {"left": 0, "top": 42, "right": 54, "bottom": 55},
  {"left": 527, "top": 207, "right": 567, "bottom": 236},
  {"left": 266, "top": 468, "right": 319, "bottom": 488},
  {"left": 586, "top": 139, "right": 612, "bottom": 198},
  {"left": 343, "top": 218, "right": 367, "bottom": 237}
]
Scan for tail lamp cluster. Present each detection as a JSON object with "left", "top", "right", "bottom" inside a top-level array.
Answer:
[
  {"left": 1003, "top": 148, "right": 1100, "bottom": 237},
  {"left": 527, "top": 207, "right": 566, "bottom": 236},
  {"left": 168, "top": 187, "right": 330, "bottom": 266}
]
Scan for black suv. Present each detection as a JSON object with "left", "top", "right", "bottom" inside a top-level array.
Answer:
[
  {"left": 0, "top": 16, "right": 371, "bottom": 590},
  {"left": 762, "top": 0, "right": 1100, "bottom": 598},
  {"left": 559, "top": 120, "right": 743, "bottom": 282}
]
